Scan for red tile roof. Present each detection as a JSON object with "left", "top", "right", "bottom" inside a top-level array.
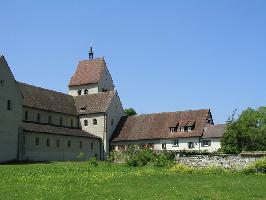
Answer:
[
  {"left": 74, "top": 90, "right": 116, "bottom": 114},
  {"left": 69, "top": 58, "right": 106, "bottom": 87},
  {"left": 203, "top": 124, "right": 226, "bottom": 138},
  {"left": 111, "top": 109, "right": 211, "bottom": 141},
  {"left": 18, "top": 82, "right": 77, "bottom": 115}
]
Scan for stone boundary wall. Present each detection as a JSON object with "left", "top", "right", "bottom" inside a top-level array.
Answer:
[{"left": 176, "top": 155, "right": 264, "bottom": 169}]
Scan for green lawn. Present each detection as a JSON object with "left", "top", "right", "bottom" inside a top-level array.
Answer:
[{"left": 0, "top": 162, "right": 265, "bottom": 200}]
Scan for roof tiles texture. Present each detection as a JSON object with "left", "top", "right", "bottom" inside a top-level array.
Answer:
[
  {"left": 112, "top": 109, "right": 211, "bottom": 141},
  {"left": 69, "top": 58, "right": 106, "bottom": 87},
  {"left": 74, "top": 91, "right": 115, "bottom": 114},
  {"left": 18, "top": 82, "right": 77, "bottom": 115},
  {"left": 22, "top": 122, "right": 99, "bottom": 139},
  {"left": 203, "top": 124, "right": 226, "bottom": 138}
]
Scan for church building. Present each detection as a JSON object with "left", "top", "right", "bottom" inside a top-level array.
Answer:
[{"left": 0, "top": 48, "right": 225, "bottom": 163}]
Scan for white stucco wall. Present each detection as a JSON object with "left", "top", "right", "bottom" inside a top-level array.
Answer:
[
  {"left": 111, "top": 137, "right": 201, "bottom": 151},
  {"left": 200, "top": 138, "right": 221, "bottom": 152},
  {"left": 98, "top": 68, "right": 114, "bottom": 92},
  {"left": 79, "top": 113, "right": 106, "bottom": 158},
  {"left": 0, "top": 56, "right": 23, "bottom": 163},
  {"left": 159, "top": 138, "right": 201, "bottom": 151},
  {"left": 111, "top": 137, "right": 222, "bottom": 153},
  {"left": 22, "top": 131, "right": 101, "bottom": 161},
  {"left": 68, "top": 67, "right": 115, "bottom": 96},
  {"left": 106, "top": 93, "right": 125, "bottom": 155},
  {"left": 68, "top": 83, "right": 99, "bottom": 96}
]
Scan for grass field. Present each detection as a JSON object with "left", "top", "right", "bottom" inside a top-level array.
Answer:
[{"left": 0, "top": 162, "right": 265, "bottom": 200}]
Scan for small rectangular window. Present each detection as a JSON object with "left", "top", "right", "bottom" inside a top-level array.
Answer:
[
  {"left": 57, "top": 140, "right": 60, "bottom": 148},
  {"left": 48, "top": 116, "right": 52, "bottom": 124},
  {"left": 60, "top": 117, "right": 63, "bottom": 126},
  {"left": 37, "top": 113, "right": 41, "bottom": 122},
  {"left": 68, "top": 140, "right": 71, "bottom": 148},
  {"left": 36, "top": 138, "right": 40, "bottom": 146},
  {"left": 24, "top": 111, "right": 28, "bottom": 120},
  {"left": 93, "top": 119, "right": 97, "bottom": 126},
  {"left": 80, "top": 141, "right": 83, "bottom": 149},
  {"left": 162, "top": 143, "right": 166, "bottom": 150},
  {"left": 172, "top": 139, "right": 179, "bottom": 146},
  {"left": 202, "top": 140, "right": 211, "bottom": 147},
  {"left": 7, "top": 100, "right": 12, "bottom": 110},
  {"left": 188, "top": 142, "right": 195, "bottom": 149},
  {"left": 71, "top": 119, "right": 73, "bottom": 128},
  {"left": 47, "top": 139, "right": 51, "bottom": 147},
  {"left": 91, "top": 142, "right": 93, "bottom": 150}
]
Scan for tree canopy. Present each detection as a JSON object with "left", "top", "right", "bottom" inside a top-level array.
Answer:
[
  {"left": 222, "top": 107, "right": 266, "bottom": 154},
  {"left": 124, "top": 108, "right": 137, "bottom": 116}
]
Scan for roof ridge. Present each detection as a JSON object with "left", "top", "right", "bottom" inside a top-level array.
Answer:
[
  {"left": 129, "top": 109, "right": 210, "bottom": 118},
  {"left": 18, "top": 81, "right": 72, "bottom": 97},
  {"left": 79, "top": 57, "right": 105, "bottom": 63}
]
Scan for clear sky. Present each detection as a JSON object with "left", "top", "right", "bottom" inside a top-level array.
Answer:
[{"left": 1, "top": 0, "right": 266, "bottom": 124}]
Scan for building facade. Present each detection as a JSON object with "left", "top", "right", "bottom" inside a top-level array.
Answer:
[
  {"left": 0, "top": 48, "right": 225, "bottom": 163},
  {"left": 111, "top": 110, "right": 226, "bottom": 153}
]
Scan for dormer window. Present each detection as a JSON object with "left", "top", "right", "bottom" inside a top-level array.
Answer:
[
  {"left": 169, "top": 127, "right": 176, "bottom": 132},
  {"left": 180, "top": 127, "right": 185, "bottom": 132},
  {"left": 80, "top": 106, "right": 87, "bottom": 111},
  {"left": 187, "top": 126, "right": 192, "bottom": 132}
]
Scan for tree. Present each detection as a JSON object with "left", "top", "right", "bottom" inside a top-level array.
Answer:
[
  {"left": 222, "top": 107, "right": 266, "bottom": 154},
  {"left": 124, "top": 108, "right": 137, "bottom": 116}
]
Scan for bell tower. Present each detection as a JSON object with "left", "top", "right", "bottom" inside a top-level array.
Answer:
[{"left": 89, "top": 46, "right": 93, "bottom": 60}]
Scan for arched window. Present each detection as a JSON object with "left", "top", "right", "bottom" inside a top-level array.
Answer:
[
  {"left": 93, "top": 119, "right": 98, "bottom": 126},
  {"left": 78, "top": 90, "right": 82, "bottom": 96},
  {"left": 7, "top": 100, "right": 12, "bottom": 110},
  {"left": 48, "top": 115, "right": 52, "bottom": 124},
  {"left": 25, "top": 111, "right": 28, "bottom": 120},
  {"left": 84, "top": 89, "right": 88, "bottom": 95},
  {"left": 60, "top": 117, "right": 63, "bottom": 126},
  {"left": 35, "top": 137, "right": 40, "bottom": 146},
  {"left": 47, "top": 138, "right": 51, "bottom": 147},
  {"left": 84, "top": 120, "right": 88, "bottom": 126}
]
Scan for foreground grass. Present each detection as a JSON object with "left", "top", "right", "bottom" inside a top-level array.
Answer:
[{"left": 0, "top": 162, "right": 265, "bottom": 200}]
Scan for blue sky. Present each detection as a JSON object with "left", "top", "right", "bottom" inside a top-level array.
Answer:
[{"left": 1, "top": 0, "right": 266, "bottom": 124}]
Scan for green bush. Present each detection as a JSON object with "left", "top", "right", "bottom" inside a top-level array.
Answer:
[
  {"left": 222, "top": 107, "right": 266, "bottom": 154},
  {"left": 88, "top": 157, "right": 98, "bottom": 167},
  {"left": 125, "top": 148, "right": 155, "bottom": 167},
  {"left": 154, "top": 154, "right": 171, "bottom": 167},
  {"left": 242, "top": 157, "right": 266, "bottom": 174},
  {"left": 107, "top": 150, "right": 125, "bottom": 163},
  {"left": 76, "top": 152, "right": 85, "bottom": 161}
]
